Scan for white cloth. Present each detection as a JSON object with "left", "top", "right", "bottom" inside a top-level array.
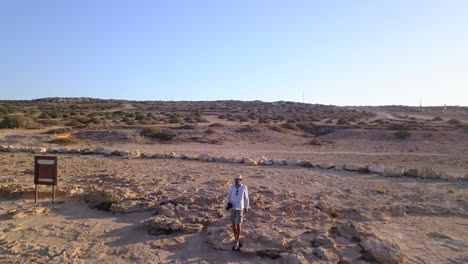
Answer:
[{"left": 226, "top": 184, "right": 249, "bottom": 210}]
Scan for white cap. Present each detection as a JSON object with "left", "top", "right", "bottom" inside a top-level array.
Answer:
[{"left": 234, "top": 174, "right": 242, "bottom": 180}]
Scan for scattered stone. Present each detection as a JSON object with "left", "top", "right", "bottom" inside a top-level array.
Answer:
[
  {"left": 167, "top": 152, "right": 176, "bottom": 158},
  {"left": 368, "top": 164, "right": 385, "bottom": 174}
]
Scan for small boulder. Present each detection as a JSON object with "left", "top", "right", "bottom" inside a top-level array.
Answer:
[
  {"left": 383, "top": 167, "right": 405, "bottom": 177},
  {"left": 421, "top": 167, "right": 439, "bottom": 179},
  {"left": 319, "top": 163, "right": 334, "bottom": 169},
  {"left": 286, "top": 158, "right": 298, "bottom": 166},
  {"left": 368, "top": 164, "right": 385, "bottom": 174},
  {"left": 405, "top": 168, "right": 420, "bottom": 177},
  {"left": 198, "top": 154, "right": 213, "bottom": 162},
  {"left": 334, "top": 164, "right": 344, "bottom": 170},
  {"left": 167, "top": 152, "right": 176, "bottom": 158},
  {"left": 438, "top": 171, "right": 453, "bottom": 181},
  {"left": 244, "top": 158, "right": 257, "bottom": 166},
  {"left": 32, "top": 147, "right": 47, "bottom": 154},
  {"left": 360, "top": 236, "right": 404, "bottom": 264}
]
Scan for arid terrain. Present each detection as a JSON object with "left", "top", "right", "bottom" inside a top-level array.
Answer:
[{"left": 0, "top": 98, "right": 467, "bottom": 263}]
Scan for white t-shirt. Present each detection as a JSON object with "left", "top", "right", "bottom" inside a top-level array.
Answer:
[{"left": 226, "top": 184, "right": 249, "bottom": 210}]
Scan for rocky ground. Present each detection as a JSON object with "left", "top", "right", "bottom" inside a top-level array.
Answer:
[{"left": 0, "top": 153, "right": 467, "bottom": 264}]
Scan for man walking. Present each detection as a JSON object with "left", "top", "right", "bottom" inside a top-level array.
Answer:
[{"left": 226, "top": 174, "right": 249, "bottom": 251}]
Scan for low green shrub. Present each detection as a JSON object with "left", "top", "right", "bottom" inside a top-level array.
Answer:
[
  {"left": 394, "top": 130, "right": 411, "bottom": 139},
  {"left": 140, "top": 127, "right": 178, "bottom": 141}
]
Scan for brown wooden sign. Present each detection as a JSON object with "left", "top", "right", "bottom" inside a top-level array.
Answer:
[{"left": 34, "top": 156, "right": 57, "bottom": 203}]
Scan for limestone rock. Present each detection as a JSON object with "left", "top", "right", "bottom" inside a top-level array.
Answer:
[
  {"left": 153, "top": 153, "right": 166, "bottom": 159},
  {"left": 144, "top": 216, "right": 185, "bottom": 235},
  {"left": 244, "top": 158, "right": 257, "bottom": 166},
  {"left": 319, "top": 163, "right": 334, "bottom": 169},
  {"left": 360, "top": 237, "right": 404, "bottom": 264},
  {"left": 368, "top": 164, "right": 385, "bottom": 174},
  {"left": 383, "top": 167, "right": 405, "bottom": 177},
  {"left": 110, "top": 200, "right": 144, "bottom": 213},
  {"left": 286, "top": 158, "right": 298, "bottom": 166},
  {"left": 405, "top": 168, "right": 420, "bottom": 177},
  {"left": 344, "top": 164, "right": 368, "bottom": 172},
  {"left": 273, "top": 160, "right": 284, "bottom": 166},
  {"left": 334, "top": 164, "right": 344, "bottom": 170},
  {"left": 280, "top": 253, "right": 309, "bottom": 264},
  {"left": 32, "top": 147, "right": 47, "bottom": 154},
  {"left": 438, "top": 171, "right": 453, "bottom": 181},
  {"left": 421, "top": 167, "right": 439, "bottom": 179},
  {"left": 198, "top": 154, "right": 213, "bottom": 162}
]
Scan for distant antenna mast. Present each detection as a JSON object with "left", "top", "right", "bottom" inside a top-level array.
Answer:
[
  {"left": 419, "top": 98, "right": 422, "bottom": 107},
  {"left": 302, "top": 92, "right": 304, "bottom": 104}
]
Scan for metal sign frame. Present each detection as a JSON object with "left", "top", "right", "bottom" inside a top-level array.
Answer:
[{"left": 34, "top": 156, "right": 58, "bottom": 203}]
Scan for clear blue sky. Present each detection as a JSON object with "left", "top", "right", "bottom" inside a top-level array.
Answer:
[{"left": 1, "top": 0, "right": 467, "bottom": 106}]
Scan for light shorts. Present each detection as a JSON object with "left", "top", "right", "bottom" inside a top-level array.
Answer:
[{"left": 230, "top": 209, "right": 244, "bottom": 225}]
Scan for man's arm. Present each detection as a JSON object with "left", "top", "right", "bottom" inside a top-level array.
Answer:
[
  {"left": 244, "top": 186, "right": 249, "bottom": 212},
  {"left": 226, "top": 186, "right": 232, "bottom": 204}
]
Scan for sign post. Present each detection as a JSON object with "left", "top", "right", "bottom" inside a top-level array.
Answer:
[{"left": 34, "top": 156, "right": 58, "bottom": 203}]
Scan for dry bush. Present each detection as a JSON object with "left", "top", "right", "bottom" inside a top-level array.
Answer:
[
  {"left": 205, "top": 129, "right": 216, "bottom": 134},
  {"left": 140, "top": 127, "right": 178, "bottom": 141},
  {"left": 447, "top": 119, "right": 461, "bottom": 125},
  {"left": 46, "top": 128, "right": 74, "bottom": 134},
  {"left": 208, "top": 122, "right": 225, "bottom": 128},
  {"left": 432, "top": 116, "right": 443, "bottom": 121},
  {"left": 65, "top": 120, "right": 84, "bottom": 127},
  {"left": 236, "top": 125, "right": 260, "bottom": 133},
  {"left": 39, "top": 119, "right": 62, "bottom": 126},
  {"left": 394, "top": 130, "right": 411, "bottom": 139},
  {"left": 0, "top": 115, "right": 41, "bottom": 129},
  {"left": 309, "top": 138, "right": 323, "bottom": 146},
  {"left": 281, "top": 123, "right": 300, "bottom": 131},
  {"left": 180, "top": 124, "right": 197, "bottom": 129},
  {"left": 387, "top": 123, "right": 409, "bottom": 130},
  {"left": 270, "top": 125, "right": 286, "bottom": 133},
  {"left": 336, "top": 117, "right": 350, "bottom": 125}
]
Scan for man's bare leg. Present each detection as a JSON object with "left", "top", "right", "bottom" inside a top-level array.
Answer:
[{"left": 232, "top": 224, "right": 236, "bottom": 240}]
